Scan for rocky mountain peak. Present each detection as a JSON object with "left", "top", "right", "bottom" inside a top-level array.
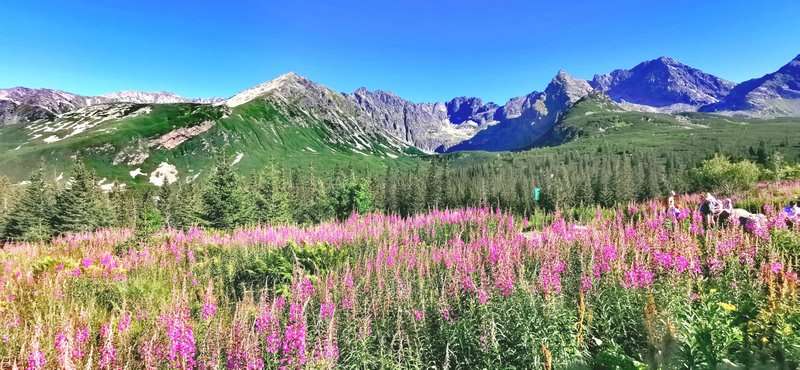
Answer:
[
  {"left": 700, "top": 54, "right": 800, "bottom": 116},
  {"left": 547, "top": 70, "right": 593, "bottom": 102},
  {"left": 655, "top": 56, "right": 678, "bottom": 65},
  {"left": 591, "top": 56, "right": 734, "bottom": 107},
  {"left": 224, "top": 72, "right": 319, "bottom": 107}
]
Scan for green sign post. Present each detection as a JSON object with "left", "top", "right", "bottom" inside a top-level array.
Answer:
[{"left": 532, "top": 187, "right": 541, "bottom": 202}]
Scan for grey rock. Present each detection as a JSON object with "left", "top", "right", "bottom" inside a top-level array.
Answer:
[{"left": 591, "top": 57, "right": 734, "bottom": 107}]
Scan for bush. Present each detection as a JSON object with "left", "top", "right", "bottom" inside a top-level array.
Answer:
[{"left": 690, "top": 154, "right": 760, "bottom": 195}]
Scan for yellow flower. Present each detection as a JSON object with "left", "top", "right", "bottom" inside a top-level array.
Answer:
[
  {"left": 709, "top": 288, "right": 718, "bottom": 294},
  {"left": 717, "top": 302, "right": 737, "bottom": 312},
  {"left": 782, "top": 324, "right": 793, "bottom": 336},
  {"left": 762, "top": 336, "right": 769, "bottom": 344}
]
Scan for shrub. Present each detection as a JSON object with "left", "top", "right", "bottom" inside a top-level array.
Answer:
[{"left": 690, "top": 154, "right": 760, "bottom": 195}]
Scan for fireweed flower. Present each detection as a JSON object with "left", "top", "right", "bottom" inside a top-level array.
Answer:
[
  {"left": 54, "top": 329, "right": 73, "bottom": 369},
  {"left": 281, "top": 321, "right": 308, "bottom": 367},
  {"left": 161, "top": 305, "right": 196, "bottom": 369},
  {"left": 201, "top": 282, "right": 218, "bottom": 321},
  {"left": 72, "top": 324, "right": 90, "bottom": 363},
  {"left": 623, "top": 265, "right": 654, "bottom": 289},
  {"left": 27, "top": 326, "right": 45, "bottom": 370},
  {"left": 118, "top": 311, "right": 132, "bottom": 334},
  {"left": 256, "top": 296, "right": 284, "bottom": 354},
  {"left": 99, "top": 322, "right": 117, "bottom": 369},
  {"left": 580, "top": 275, "right": 593, "bottom": 292},
  {"left": 319, "top": 301, "right": 335, "bottom": 321},
  {"left": 477, "top": 288, "right": 490, "bottom": 305},
  {"left": 539, "top": 260, "right": 566, "bottom": 295}
]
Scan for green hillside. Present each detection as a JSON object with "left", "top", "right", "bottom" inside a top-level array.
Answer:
[
  {"left": 537, "top": 93, "right": 800, "bottom": 156},
  {"left": 0, "top": 100, "right": 420, "bottom": 185}
]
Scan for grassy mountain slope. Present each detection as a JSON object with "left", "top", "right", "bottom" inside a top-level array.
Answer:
[
  {"left": 0, "top": 99, "right": 420, "bottom": 185},
  {"left": 539, "top": 94, "right": 800, "bottom": 154},
  {"left": 446, "top": 93, "right": 800, "bottom": 168}
]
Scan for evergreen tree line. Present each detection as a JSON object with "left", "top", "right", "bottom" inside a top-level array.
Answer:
[
  {"left": 0, "top": 147, "right": 773, "bottom": 241},
  {"left": 0, "top": 157, "right": 377, "bottom": 241}
]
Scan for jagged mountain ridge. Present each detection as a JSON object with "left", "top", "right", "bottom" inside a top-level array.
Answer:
[
  {"left": 700, "top": 54, "right": 800, "bottom": 117},
  {"left": 0, "top": 87, "right": 221, "bottom": 126},
  {"left": 443, "top": 71, "right": 593, "bottom": 152}
]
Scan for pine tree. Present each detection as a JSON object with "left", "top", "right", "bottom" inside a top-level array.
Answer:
[
  {"left": 293, "top": 174, "right": 333, "bottom": 224},
  {"left": 613, "top": 158, "right": 635, "bottom": 204},
  {"left": 575, "top": 176, "right": 594, "bottom": 206},
  {"left": 172, "top": 183, "right": 203, "bottom": 229},
  {"left": 52, "top": 162, "right": 105, "bottom": 234},
  {"left": 201, "top": 156, "right": 251, "bottom": 229},
  {"left": 253, "top": 166, "right": 293, "bottom": 225},
  {"left": 266, "top": 168, "right": 293, "bottom": 224},
  {"left": 0, "top": 176, "right": 15, "bottom": 234},
  {"left": 3, "top": 169, "right": 54, "bottom": 241},
  {"left": 438, "top": 160, "right": 450, "bottom": 209},
  {"left": 135, "top": 191, "right": 164, "bottom": 239},
  {"left": 156, "top": 183, "right": 175, "bottom": 228},
  {"left": 424, "top": 161, "right": 442, "bottom": 210}
]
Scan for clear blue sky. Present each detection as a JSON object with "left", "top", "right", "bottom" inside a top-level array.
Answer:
[{"left": 1, "top": 0, "right": 798, "bottom": 104}]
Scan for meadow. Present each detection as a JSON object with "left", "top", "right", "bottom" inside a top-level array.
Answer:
[{"left": 1, "top": 181, "right": 800, "bottom": 369}]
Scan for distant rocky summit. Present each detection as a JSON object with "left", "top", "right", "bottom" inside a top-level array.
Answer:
[
  {"left": 591, "top": 57, "right": 734, "bottom": 109},
  {"left": 700, "top": 55, "right": 800, "bottom": 117}
]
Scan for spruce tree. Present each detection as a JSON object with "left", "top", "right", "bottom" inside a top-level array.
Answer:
[
  {"left": 0, "top": 176, "right": 14, "bottom": 235},
  {"left": 172, "top": 183, "right": 203, "bottom": 229},
  {"left": 266, "top": 168, "right": 293, "bottom": 224},
  {"left": 613, "top": 158, "right": 635, "bottom": 204},
  {"left": 52, "top": 162, "right": 105, "bottom": 234},
  {"left": 424, "top": 161, "right": 442, "bottom": 210},
  {"left": 3, "top": 169, "right": 54, "bottom": 241},
  {"left": 201, "top": 156, "right": 251, "bottom": 229},
  {"left": 156, "top": 183, "right": 176, "bottom": 228}
]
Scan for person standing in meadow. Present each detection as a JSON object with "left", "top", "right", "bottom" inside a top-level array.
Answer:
[{"left": 667, "top": 191, "right": 680, "bottom": 217}]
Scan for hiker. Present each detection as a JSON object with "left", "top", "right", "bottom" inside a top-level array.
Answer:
[
  {"left": 717, "top": 198, "right": 734, "bottom": 224},
  {"left": 784, "top": 199, "right": 800, "bottom": 226},
  {"left": 667, "top": 191, "right": 680, "bottom": 217},
  {"left": 699, "top": 193, "right": 723, "bottom": 227}
]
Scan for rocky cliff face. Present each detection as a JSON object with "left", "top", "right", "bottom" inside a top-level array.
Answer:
[
  {"left": 348, "top": 89, "right": 498, "bottom": 152},
  {"left": 0, "top": 87, "right": 92, "bottom": 125},
  {"left": 444, "top": 71, "right": 593, "bottom": 152},
  {"left": 700, "top": 55, "right": 800, "bottom": 117},
  {"left": 591, "top": 57, "right": 734, "bottom": 108}
]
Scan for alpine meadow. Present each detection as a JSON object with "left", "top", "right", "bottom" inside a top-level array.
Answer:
[{"left": 3, "top": 1, "right": 800, "bottom": 369}]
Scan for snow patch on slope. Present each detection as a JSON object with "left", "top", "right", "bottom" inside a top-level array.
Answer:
[
  {"left": 130, "top": 168, "right": 144, "bottom": 178},
  {"left": 231, "top": 152, "right": 244, "bottom": 165},
  {"left": 149, "top": 162, "right": 178, "bottom": 187}
]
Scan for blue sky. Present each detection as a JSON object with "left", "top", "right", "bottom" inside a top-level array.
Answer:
[{"left": 1, "top": 0, "right": 798, "bottom": 104}]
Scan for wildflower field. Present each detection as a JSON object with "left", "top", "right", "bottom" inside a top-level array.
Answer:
[{"left": 2, "top": 182, "right": 800, "bottom": 369}]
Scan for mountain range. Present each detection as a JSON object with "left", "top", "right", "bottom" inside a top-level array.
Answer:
[
  {"left": 3, "top": 54, "right": 799, "bottom": 153},
  {"left": 1, "top": 53, "right": 799, "bottom": 185}
]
